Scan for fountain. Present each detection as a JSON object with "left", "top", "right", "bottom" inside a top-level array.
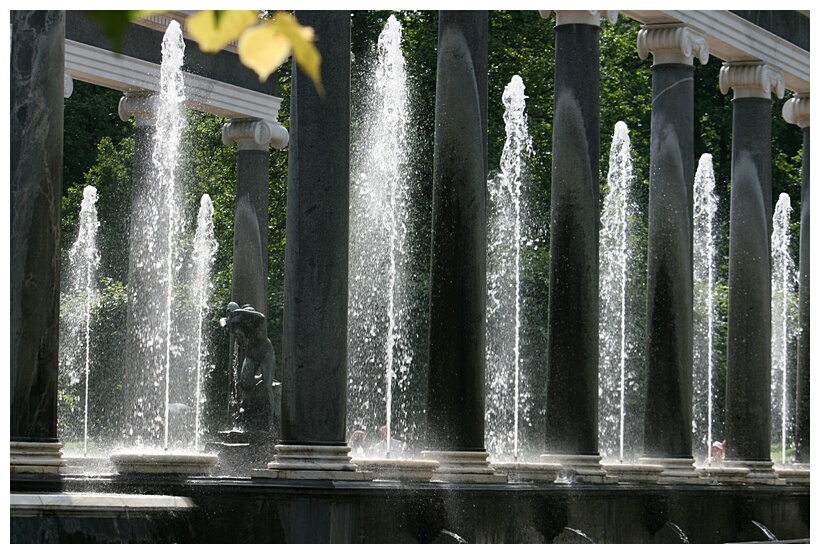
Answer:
[
  {"left": 191, "top": 194, "right": 218, "bottom": 451},
  {"left": 484, "top": 76, "right": 559, "bottom": 483},
  {"left": 347, "top": 15, "right": 435, "bottom": 480},
  {"left": 692, "top": 153, "right": 720, "bottom": 462},
  {"left": 770, "top": 192, "right": 798, "bottom": 466},
  {"left": 59, "top": 185, "right": 101, "bottom": 460},
  {"left": 596, "top": 122, "right": 659, "bottom": 483},
  {"left": 486, "top": 74, "right": 532, "bottom": 461},
  {"left": 110, "top": 20, "right": 216, "bottom": 474},
  {"left": 598, "top": 121, "right": 638, "bottom": 463}
]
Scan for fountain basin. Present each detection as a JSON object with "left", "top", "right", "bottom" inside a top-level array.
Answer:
[
  {"left": 62, "top": 455, "right": 114, "bottom": 476},
  {"left": 601, "top": 462, "right": 664, "bottom": 484},
  {"left": 695, "top": 465, "right": 749, "bottom": 484},
  {"left": 110, "top": 452, "right": 218, "bottom": 476},
  {"left": 352, "top": 458, "right": 439, "bottom": 481},
  {"left": 776, "top": 465, "right": 810, "bottom": 485},
  {"left": 491, "top": 461, "right": 562, "bottom": 483}
]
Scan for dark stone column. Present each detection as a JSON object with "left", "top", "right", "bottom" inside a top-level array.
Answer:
[
  {"left": 540, "top": 10, "right": 616, "bottom": 483},
  {"left": 267, "top": 11, "right": 363, "bottom": 479},
  {"left": 118, "top": 92, "right": 160, "bottom": 442},
  {"left": 636, "top": 24, "right": 708, "bottom": 482},
  {"left": 422, "top": 10, "right": 503, "bottom": 483},
  {"left": 782, "top": 93, "right": 810, "bottom": 465},
  {"left": 10, "top": 10, "right": 66, "bottom": 473},
  {"left": 721, "top": 62, "right": 785, "bottom": 484},
  {"left": 426, "top": 10, "right": 487, "bottom": 448}
]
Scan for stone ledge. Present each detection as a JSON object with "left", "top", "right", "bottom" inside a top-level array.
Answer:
[{"left": 10, "top": 493, "right": 195, "bottom": 515}]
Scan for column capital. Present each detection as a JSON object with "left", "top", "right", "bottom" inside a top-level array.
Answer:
[
  {"left": 539, "top": 10, "right": 618, "bottom": 27},
  {"left": 64, "top": 73, "right": 73, "bottom": 98},
  {"left": 118, "top": 92, "right": 159, "bottom": 127},
  {"left": 719, "top": 61, "right": 785, "bottom": 100},
  {"left": 222, "top": 118, "right": 289, "bottom": 151},
  {"left": 637, "top": 24, "right": 709, "bottom": 66},
  {"left": 783, "top": 93, "right": 810, "bottom": 129}
]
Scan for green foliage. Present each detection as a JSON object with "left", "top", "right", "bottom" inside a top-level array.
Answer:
[{"left": 63, "top": 80, "right": 133, "bottom": 194}]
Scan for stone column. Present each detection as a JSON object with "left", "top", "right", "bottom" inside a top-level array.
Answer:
[
  {"left": 636, "top": 24, "right": 708, "bottom": 483},
  {"left": 263, "top": 11, "right": 366, "bottom": 480},
  {"left": 221, "top": 118, "right": 288, "bottom": 437},
  {"left": 10, "top": 10, "right": 66, "bottom": 475},
  {"left": 782, "top": 93, "right": 810, "bottom": 466},
  {"left": 118, "top": 91, "right": 161, "bottom": 441},
  {"left": 222, "top": 118, "right": 289, "bottom": 316},
  {"left": 539, "top": 10, "right": 616, "bottom": 483},
  {"left": 421, "top": 10, "right": 504, "bottom": 483},
  {"left": 721, "top": 61, "right": 785, "bottom": 484}
]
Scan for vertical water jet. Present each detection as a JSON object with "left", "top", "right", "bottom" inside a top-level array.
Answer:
[
  {"left": 771, "top": 192, "right": 797, "bottom": 465},
  {"left": 348, "top": 14, "right": 417, "bottom": 456},
  {"left": 486, "top": 74, "right": 532, "bottom": 461},
  {"left": 598, "top": 121, "right": 638, "bottom": 463},
  {"left": 692, "top": 153, "right": 719, "bottom": 461},
  {"left": 59, "top": 185, "right": 101, "bottom": 455}
]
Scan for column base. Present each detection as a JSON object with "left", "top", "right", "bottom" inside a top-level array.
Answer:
[
  {"left": 776, "top": 463, "right": 810, "bottom": 485},
  {"left": 724, "top": 459, "right": 785, "bottom": 485},
  {"left": 252, "top": 444, "right": 373, "bottom": 480},
  {"left": 638, "top": 456, "right": 701, "bottom": 484},
  {"left": 422, "top": 450, "right": 508, "bottom": 483},
  {"left": 540, "top": 453, "right": 607, "bottom": 483},
  {"left": 10, "top": 441, "right": 66, "bottom": 475}
]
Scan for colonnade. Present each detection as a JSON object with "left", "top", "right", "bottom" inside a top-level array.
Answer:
[{"left": 10, "top": 10, "right": 809, "bottom": 485}]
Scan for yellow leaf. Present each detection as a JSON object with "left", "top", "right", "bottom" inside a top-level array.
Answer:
[
  {"left": 269, "top": 12, "right": 324, "bottom": 95},
  {"left": 238, "top": 24, "right": 292, "bottom": 83},
  {"left": 188, "top": 10, "right": 259, "bottom": 53}
]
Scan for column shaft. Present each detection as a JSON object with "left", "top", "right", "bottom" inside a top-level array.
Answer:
[
  {"left": 10, "top": 10, "right": 65, "bottom": 442},
  {"left": 426, "top": 10, "right": 489, "bottom": 451},
  {"left": 643, "top": 63, "right": 695, "bottom": 458},
  {"left": 726, "top": 97, "right": 774, "bottom": 461},
  {"left": 232, "top": 149, "right": 270, "bottom": 315},
  {"left": 545, "top": 22, "right": 600, "bottom": 455},
  {"left": 281, "top": 11, "right": 351, "bottom": 445}
]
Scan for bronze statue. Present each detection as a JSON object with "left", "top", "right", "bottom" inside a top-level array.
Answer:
[{"left": 221, "top": 302, "right": 278, "bottom": 432}]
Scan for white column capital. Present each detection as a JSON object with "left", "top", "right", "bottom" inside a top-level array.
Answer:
[
  {"left": 637, "top": 24, "right": 709, "bottom": 66},
  {"left": 539, "top": 10, "right": 618, "bottom": 27},
  {"left": 783, "top": 93, "right": 810, "bottom": 129},
  {"left": 222, "top": 118, "right": 289, "bottom": 151},
  {"left": 719, "top": 61, "right": 785, "bottom": 100},
  {"left": 64, "top": 72, "right": 73, "bottom": 98},
  {"left": 118, "top": 92, "right": 159, "bottom": 127}
]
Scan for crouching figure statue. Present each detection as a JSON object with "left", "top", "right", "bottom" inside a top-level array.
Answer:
[{"left": 221, "top": 302, "right": 279, "bottom": 433}]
